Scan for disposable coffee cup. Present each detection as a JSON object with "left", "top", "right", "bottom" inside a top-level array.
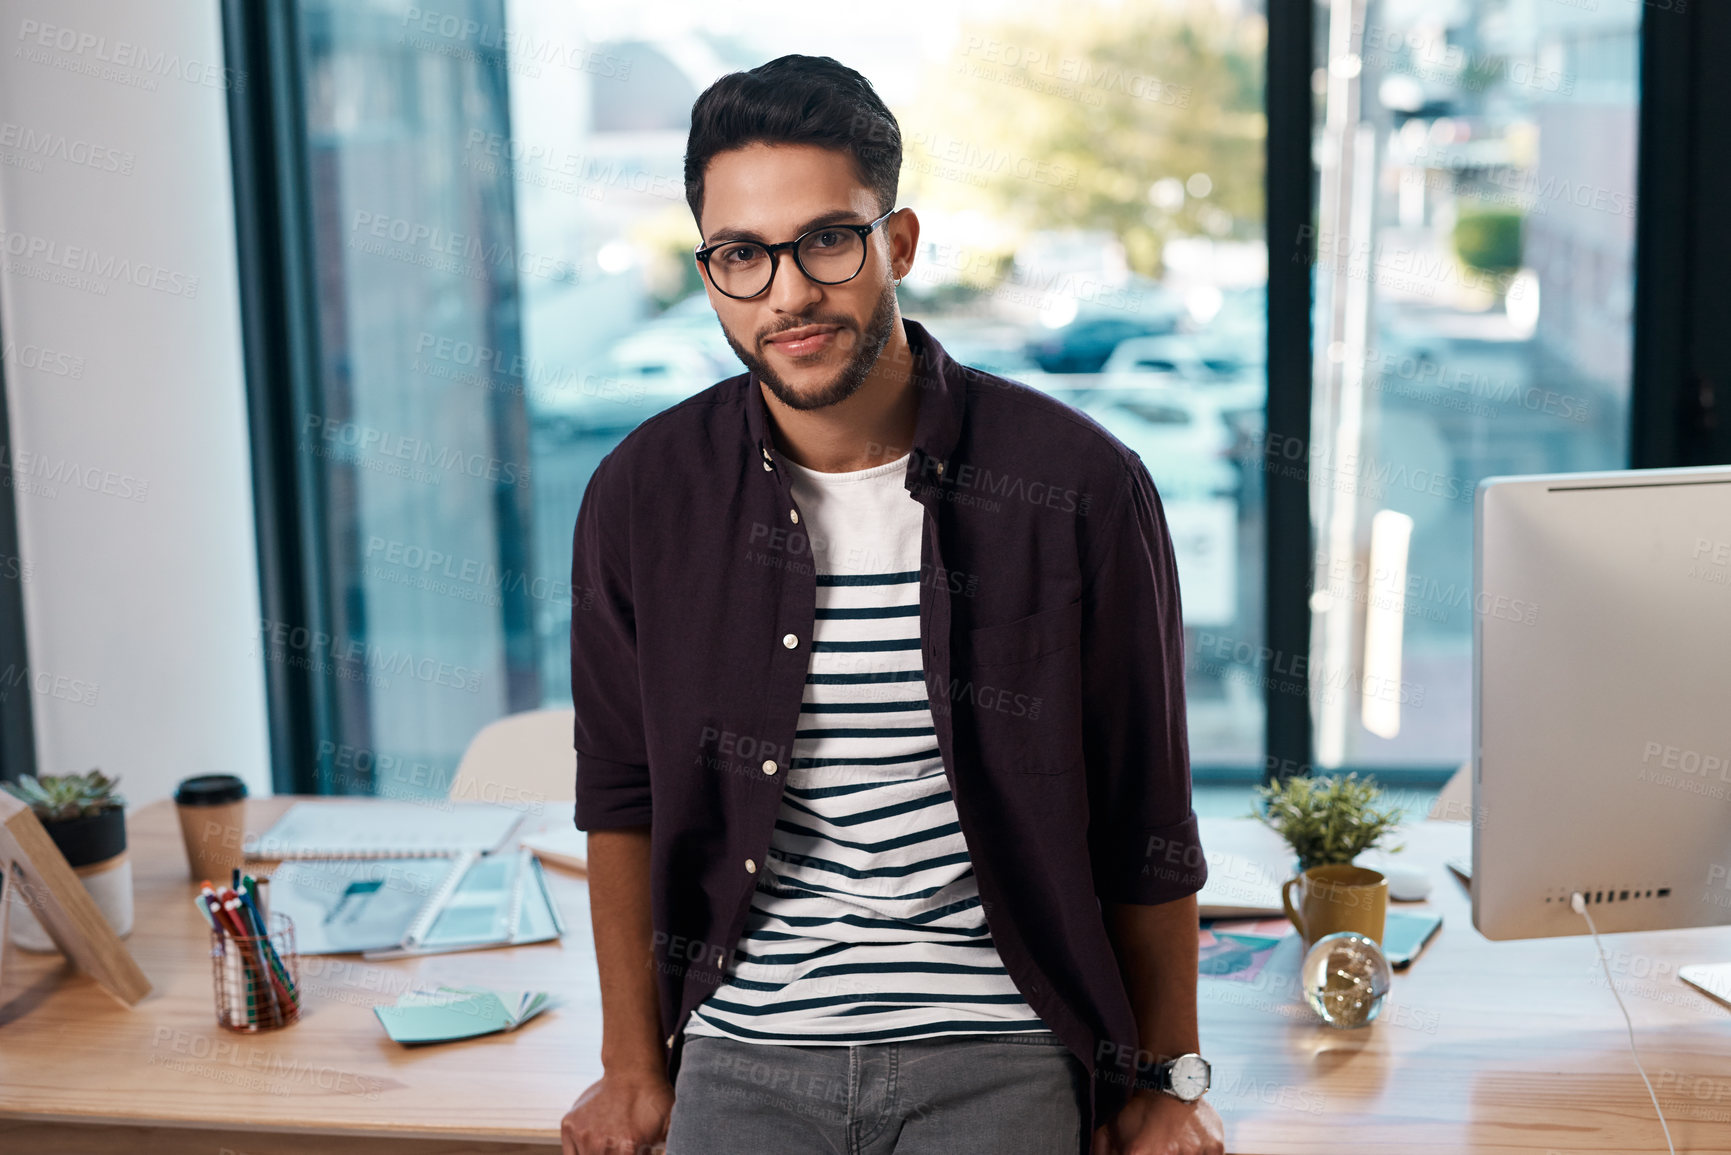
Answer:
[{"left": 174, "top": 774, "right": 249, "bottom": 883}]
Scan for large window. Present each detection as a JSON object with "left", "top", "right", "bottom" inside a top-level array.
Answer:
[
  {"left": 288, "top": 0, "right": 537, "bottom": 796},
  {"left": 269, "top": 0, "right": 1273, "bottom": 794},
  {"left": 236, "top": 0, "right": 1682, "bottom": 795},
  {"left": 1305, "top": 0, "right": 1638, "bottom": 771}
]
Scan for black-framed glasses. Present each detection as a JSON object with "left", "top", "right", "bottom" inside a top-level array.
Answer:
[{"left": 694, "top": 208, "right": 898, "bottom": 300}]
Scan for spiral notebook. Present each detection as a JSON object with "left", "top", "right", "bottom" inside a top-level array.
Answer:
[
  {"left": 1195, "top": 817, "right": 1291, "bottom": 919},
  {"left": 246, "top": 800, "right": 524, "bottom": 860}
]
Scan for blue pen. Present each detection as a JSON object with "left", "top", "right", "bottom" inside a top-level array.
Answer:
[
  {"left": 238, "top": 876, "right": 263, "bottom": 935},
  {"left": 238, "top": 882, "right": 297, "bottom": 1007},
  {"left": 235, "top": 882, "right": 265, "bottom": 948}
]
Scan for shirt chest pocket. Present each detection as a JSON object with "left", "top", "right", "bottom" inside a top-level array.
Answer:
[{"left": 961, "top": 599, "right": 1084, "bottom": 775}]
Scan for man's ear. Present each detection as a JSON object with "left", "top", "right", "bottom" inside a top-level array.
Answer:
[{"left": 889, "top": 207, "right": 920, "bottom": 283}]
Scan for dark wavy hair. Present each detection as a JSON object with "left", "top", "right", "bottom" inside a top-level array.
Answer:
[{"left": 684, "top": 54, "right": 901, "bottom": 231}]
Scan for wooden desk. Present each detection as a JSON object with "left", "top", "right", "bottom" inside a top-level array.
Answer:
[
  {"left": 1197, "top": 819, "right": 1731, "bottom": 1154},
  {"left": 0, "top": 796, "right": 597, "bottom": 1153},
  {"left": 3, "top": 801, "right": 1730, "bottom": 1153}
]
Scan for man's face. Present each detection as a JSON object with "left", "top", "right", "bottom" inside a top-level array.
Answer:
[{"left": 696, "top": 143, "right": 908, "bottom": 412}]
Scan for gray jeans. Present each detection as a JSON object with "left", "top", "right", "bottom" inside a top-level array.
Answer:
[{"left": 663, "top": 1030, "right": 1087, "bottom": 1155}]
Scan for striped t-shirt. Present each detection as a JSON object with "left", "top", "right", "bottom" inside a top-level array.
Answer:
[{"left": 683, "top": 450, "right": 1054, "bottom": 1045}]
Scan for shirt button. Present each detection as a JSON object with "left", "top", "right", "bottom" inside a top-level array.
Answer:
[
  {"left": 762, "top": 759, "right": 778, "bottom": 775},
  {"left": 762, "top": 460, "right": 773, "bottom": 471},
  {"left": 782, "top": 633, "right": 798, "bottom": 649},
  {"left": 936, "top": 461, "right": 946, "bottom": 476},
  {"left": 789, "top": 508, "right": 799, "bottom": 524},
  {"left": 665, "top": 1034, "right": 674, "bottom": 1048},
  {"left": 745, "top": 858, "right": 757, "bottom": 873}
]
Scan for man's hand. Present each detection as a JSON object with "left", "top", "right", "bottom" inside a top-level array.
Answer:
[
  {"left": 561, "top": 1065, "right": 675, "bottom": 1155},
  {"left": 1090, "top": 1089, "right": 1224, "bottom": 1155},
  {"left": 570, "top": 827, "right": 669, "bottom": 1152}
]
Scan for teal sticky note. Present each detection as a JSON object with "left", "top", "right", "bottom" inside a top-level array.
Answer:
[{"left": 374, "top": 991, "right": 513, "bottom": 1045}]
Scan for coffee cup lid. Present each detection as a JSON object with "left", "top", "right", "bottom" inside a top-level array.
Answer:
[{"left": 174, "top": 774, "right": 249, "bottom": 806}]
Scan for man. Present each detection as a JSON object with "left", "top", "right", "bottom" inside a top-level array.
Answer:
[{"left": 560, "top": 54, "right": 1220, "bottom": 1155}]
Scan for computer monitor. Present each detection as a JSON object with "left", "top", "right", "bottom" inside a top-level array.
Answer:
[{"left": 1472, "top": 464, "right": 1731, "bottom": 961}]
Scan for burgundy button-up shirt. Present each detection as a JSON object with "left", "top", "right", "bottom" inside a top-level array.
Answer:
[{"left": 570, "top": 317, "right": 1207, "bottom": 1146}]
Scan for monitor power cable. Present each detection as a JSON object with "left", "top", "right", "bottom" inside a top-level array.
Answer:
[{"left": 1572, "top": 890, "right": 1676, "bottom": 1155}]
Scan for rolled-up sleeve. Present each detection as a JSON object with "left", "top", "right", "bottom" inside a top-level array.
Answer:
[
  {"left": 1082, "top": 454, "right": 1207, "bottom": 904},
  {"left": 570, "top": 452, "right": 653, "bottom": 831}
]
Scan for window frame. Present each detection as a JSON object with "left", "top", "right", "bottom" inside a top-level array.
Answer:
[
  {"left": 222, "top": 0, "right": 341, "bottom": 795},
  {"left": 0, "top": 309, "right": 37, "bottom": 784}
]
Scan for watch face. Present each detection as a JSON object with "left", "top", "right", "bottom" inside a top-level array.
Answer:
[{"left": 1168, "top": 1054, "right": 1210, "bottom": 1101}]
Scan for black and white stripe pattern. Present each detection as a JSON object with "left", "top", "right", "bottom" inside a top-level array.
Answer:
[{"left": 685, "top": 454, "right": 1051, "bottom": 1044}]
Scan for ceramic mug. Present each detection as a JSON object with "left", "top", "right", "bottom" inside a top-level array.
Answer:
[{"left": 1281, "top": 863, "right": 1388, "bottom": 948}]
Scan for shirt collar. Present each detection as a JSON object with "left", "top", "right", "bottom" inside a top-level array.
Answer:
[{"left": 744, "top": 317, "right": 966, "bottom": 495}]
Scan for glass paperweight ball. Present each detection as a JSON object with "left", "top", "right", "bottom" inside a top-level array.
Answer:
[{"left": 1300, "top": 932, "right": 1392, "bottom": 1029}]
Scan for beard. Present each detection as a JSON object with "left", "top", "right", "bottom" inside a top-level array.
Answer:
[{"left": 721, "top": 277, "right": 900, "bottom": 412}]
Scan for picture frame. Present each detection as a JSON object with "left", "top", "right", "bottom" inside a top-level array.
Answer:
[{"left": 0, "top": 790, "right": 151, "bottom": 1006}]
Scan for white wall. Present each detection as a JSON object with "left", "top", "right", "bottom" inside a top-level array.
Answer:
[{"left": 0, "top": 0, "right": 272, "bottom": 804}]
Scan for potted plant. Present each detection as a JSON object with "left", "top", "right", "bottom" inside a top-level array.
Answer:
[
  {"left": 1249, "top": 771, "right": 1406, "bottom": 873},
  {"left": 2, "top": 769, "right": 133, "bottom": 951}
]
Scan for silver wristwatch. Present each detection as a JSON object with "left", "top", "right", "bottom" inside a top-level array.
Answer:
[{"left": 1153, "top": 1053, "right": 1211, "bottom": 1102}]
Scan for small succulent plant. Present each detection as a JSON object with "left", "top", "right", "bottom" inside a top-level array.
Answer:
[
  {"left": 1250, "top": 772, "right": 1405, "bottom": 871},
  {"left": 3, "top": 769, "right": 125, "bottom": 822}
]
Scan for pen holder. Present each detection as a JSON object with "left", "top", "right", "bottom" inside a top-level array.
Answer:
[{"left": 210, "top": 911, "right": 301, "bottom": 1032}]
